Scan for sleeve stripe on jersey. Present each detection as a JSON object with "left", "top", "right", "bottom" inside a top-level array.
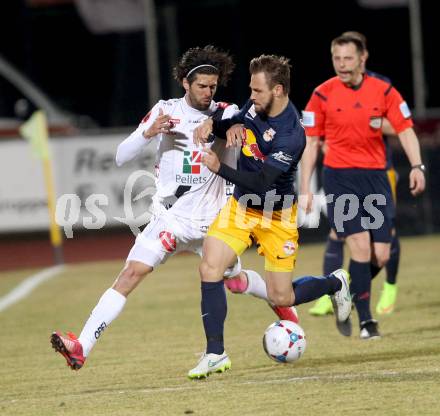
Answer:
[
  {"left": 141, "top": 111, "right": 152, "bottom": 123},
  {"left": 217, "top": 102, "right": 230, "bottom": 109},
  {"left": 314, "top": 90, "right": 327, "bottom": 101},
  {"left": 384, "top": 84, "right": 393, "bottom": 96}
]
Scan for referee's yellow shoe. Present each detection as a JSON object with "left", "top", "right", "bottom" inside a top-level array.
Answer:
[
  {"left": 376, "top": 282, "right": 397, "bottom": 315},
  {"left": 308, "top": 295, "right": 334, "bottom": 316}
]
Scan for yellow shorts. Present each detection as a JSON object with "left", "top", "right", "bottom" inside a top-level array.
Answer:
[
  {"left": 207, "top": 196, "right": 299, "bottom": 272},
  {"left": 387, "top": 167, "right": 397, "bottom": 204}
]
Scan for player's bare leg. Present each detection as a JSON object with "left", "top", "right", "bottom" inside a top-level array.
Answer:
[
  {"left": 51, "top": 261, "right": 152, "bottom": 369},
  {"left": 265, "top": 269, "right": 351, "bottom": 336},
  {"left": 225, "top": 270, "right": 299, "bottom": 322}
]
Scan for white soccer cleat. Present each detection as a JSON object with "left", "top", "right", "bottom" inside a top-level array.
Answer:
[
  {"left": 330, "top": 269, "right": 352, "bottom": 332},
  {"left": 188, "top": 351, "right": 231, "bottom": 379}
]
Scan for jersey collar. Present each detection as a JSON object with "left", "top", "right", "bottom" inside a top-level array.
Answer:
[{"left": 349, "top": 73, "right": 367, "bottom": 91}]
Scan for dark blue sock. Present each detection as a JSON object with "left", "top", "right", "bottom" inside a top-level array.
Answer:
[
  {"left": 201, "top": 281, "right": 227, "bottom": 354},
  {"left": 292, "top": 275, "right": 341, "bottom": 306},
  {"left": 370, "top": 263, "right": 382, "bottom": 280},
  {"left": 323, "top": 236, "right": 344, "bottom": 275},
  {"left": 386, "top": 233, "right": 400, "bottom": 284},
  {"left": 349, "top": 259, "right": 372, "bottom": 322}
]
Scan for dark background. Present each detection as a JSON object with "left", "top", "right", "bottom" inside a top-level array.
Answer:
[{"left": 1, "top": 0, "right": 438, "bottom": 127}]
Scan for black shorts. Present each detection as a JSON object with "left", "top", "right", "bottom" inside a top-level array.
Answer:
[{"left": 323, "top": 167, "right": 395, "bottom": 243}]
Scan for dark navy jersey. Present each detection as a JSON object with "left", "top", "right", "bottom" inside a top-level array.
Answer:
[
  {"left": 366, "top": 70, "right": 394, "bottom": 170},
  {"left": 227, "top": 99, "right": 306, "bottom": 208}
]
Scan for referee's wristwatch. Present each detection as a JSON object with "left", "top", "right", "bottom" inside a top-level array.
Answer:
[{"left": 411, "top": 164, "right": 426, "bottom": 173}]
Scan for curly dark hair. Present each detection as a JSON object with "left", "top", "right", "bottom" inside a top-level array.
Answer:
[{"left": 173, "top": 45, "right": 235, "bottom": 87}]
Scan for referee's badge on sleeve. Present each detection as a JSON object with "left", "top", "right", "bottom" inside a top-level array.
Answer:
[
  {"left": 301, "top": 111, "right": 315, "bottom": 127},
  {"left": 399, "top": 101, "right": 411, "bottom": 119}
]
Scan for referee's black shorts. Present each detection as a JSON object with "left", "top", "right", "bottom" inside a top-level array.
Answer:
[{"left": 322, "top": 167, "right": 395, "bottom": 243}]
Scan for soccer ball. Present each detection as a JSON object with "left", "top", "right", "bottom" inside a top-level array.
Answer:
[{"left": 262, "top": 320, "right": 306, "bottom": 363}]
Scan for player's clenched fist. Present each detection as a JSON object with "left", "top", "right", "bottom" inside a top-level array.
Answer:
[
  {"left": 409, "top": 168, "right": 425, "bottom": 196},
  {"left": 193, "top": 118, "right": 213, "bottom": 146},
  {"left": 225, "top": 124, "right": 245, "bottom": 148},
  {"left": 201, "top": 147, "right": 221, "bottom": 173}
]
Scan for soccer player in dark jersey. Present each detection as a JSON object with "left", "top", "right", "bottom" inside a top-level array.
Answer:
[
  {"left": 188, "top": 54, "right": 352, "bottom": 379},
  {"left": 309, "top": 32, "right": 402, "bottom": 317},
  {"left": 300, "top": 34, "right": 425, "bottom": 339}
]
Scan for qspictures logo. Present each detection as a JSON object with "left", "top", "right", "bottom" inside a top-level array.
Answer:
[
  {"left": 54, "top": 171, "right": 387, "bottom": 238},
  {"left": 183, "top": 150, "right": 202, "bottom": 174}
]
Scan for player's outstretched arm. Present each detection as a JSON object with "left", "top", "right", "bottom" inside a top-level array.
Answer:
[
  {"left": 201, "top": 147, "right": 283, "bottom": 194},
  {"left": 116, "top": 107, "right": 171, "bottom": 166}
]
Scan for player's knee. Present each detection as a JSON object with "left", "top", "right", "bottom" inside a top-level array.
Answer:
[
  {"left": 354, "top": 241, "right": 370, "bottom": 255},
  {"left": 113, "top": 262, "right": 151, "bottom": 295},
  {"left": 375, "top": 252, "right": 390, "bottom": 268},
  {"left": 121, "top": 266, "right": 138, "bottom": 283},
  {"left": 199, "top": 260, "right": 223, "bottom": 282},
  {"left": 125, "top": 262, "right": 150, "bottom": 280},
  {"left": 268, "top": 290, "right": 292, "bottom": 307},
  {"left": 347, "top": 234, "right": 371, "bottom": 261}
]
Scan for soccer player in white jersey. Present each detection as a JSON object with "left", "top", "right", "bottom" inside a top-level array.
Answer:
[{"left": 50, "top": 45, "right": 297, "bottom": 372}]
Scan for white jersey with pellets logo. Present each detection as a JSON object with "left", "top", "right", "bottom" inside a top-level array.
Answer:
[
  {"left": 116, "top": 96, "right": 239, "bottom": 269},
  {"left": 116, "top": 97, "right": 237, "bottom": 223}
]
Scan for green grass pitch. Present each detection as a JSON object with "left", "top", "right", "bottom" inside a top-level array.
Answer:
[{"left": 0, "top": 235, "right": 439, "bottom": 415}]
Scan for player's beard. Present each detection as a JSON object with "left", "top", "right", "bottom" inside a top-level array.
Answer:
[
  {"left": 194, "top": 99, "right": 211, "bottom": 111},
  {"left": 255, "top": 95, "right": 274, "bottom": 118},
  {"left": 187, "top": 92, "right": 211, "bottom": 111}
]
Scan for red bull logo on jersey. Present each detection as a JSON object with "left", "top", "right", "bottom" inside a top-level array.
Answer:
[
  {"left": 183, "top": 150, "right": 201, "bottom": 174},
  {"left": 242, "top": 129, "right": 266, "bottom": 161}
]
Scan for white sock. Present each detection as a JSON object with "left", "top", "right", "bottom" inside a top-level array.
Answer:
[
  {"left": 243, "top": 269, "right": 269, "bottom": 301},
  {"left": 78, "top": 288, "right": 126, "bottom": 357}
]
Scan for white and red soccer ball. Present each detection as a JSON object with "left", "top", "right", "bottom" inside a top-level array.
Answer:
[{"left": 263, "top": 320, "right": 306, "bottom": 363}]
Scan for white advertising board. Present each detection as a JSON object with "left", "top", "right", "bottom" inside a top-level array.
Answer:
[{"left": 0, "top": 134, "right": 156, "bottom": 234}]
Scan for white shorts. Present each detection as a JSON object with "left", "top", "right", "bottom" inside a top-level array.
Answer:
[{"left": 127, "top": 211, "right": 241, "bottom": 277}]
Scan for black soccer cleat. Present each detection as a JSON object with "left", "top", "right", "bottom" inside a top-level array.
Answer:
[{"left": 359, "top": 319, "right": 381, "bottom": 340}]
